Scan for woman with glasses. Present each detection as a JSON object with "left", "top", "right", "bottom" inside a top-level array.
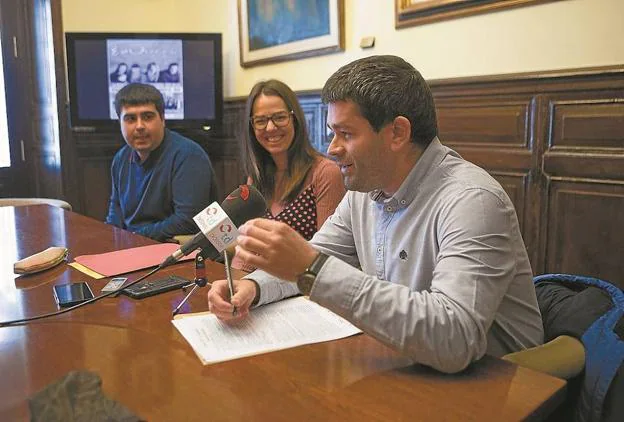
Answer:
[{"left": 235, "top": 79, "right": 345, "bottom": 269}]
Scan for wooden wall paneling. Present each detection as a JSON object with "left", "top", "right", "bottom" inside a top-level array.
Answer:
[
  {"left": 222, "top": 99, "right": 246, "bottom": 140},
  {"left": 545, "top": 180, "right": 624, "bottom": 288},
  {"left": 220, "top": 158, "right": 244, "bottom": 197},
  {"left": 551, "top": 100, "right": 624, "bottom": 149},
  {"left": 545, "top": 96, "right": 624, "bottom": 179},
  {"left": 301, "top": 101, "right": 321, "bottom": 150},
  {"left": 549, "top": 94, "right": 624, "bottom": 149},
  {"left": 204, "top": 137, "right": 243, "bottom": 200},
  {"left": 542, "top": 89, "right": 624, "bottom": 287},
  {"left": 212, "top": 99, "right": 247, "bottom": 197},
  {"left": 435, "top": 95, "right": 540, "bottom": 269},
  {"left": 74, "top": 134, "right": 122, "bottom": 219},
  {"left": 544, "top": 152, "right": 624, "bottom": 181},
  {"left": 299, "top": 95, "right": 331, "bottom": 154},
  {"left": 436, "top": 99, "right": 531, "bottom": 147},
  {"left": 436, "top": 97, "right": 534, "bottom": 175},
  {"left": 77, "top": 155, "right": 114, "bottom": 221},
  {"left": 528, "top": 94, "right": 552, "bottom": 275}
]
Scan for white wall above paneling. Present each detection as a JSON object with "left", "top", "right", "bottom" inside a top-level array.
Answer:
[{"left": 62, "top": 0, "right": 624, "bottom": 97}]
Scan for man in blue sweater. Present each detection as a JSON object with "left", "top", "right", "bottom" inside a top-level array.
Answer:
[{"left": 106, "top": 83, "right": 217, "bottom": 241}]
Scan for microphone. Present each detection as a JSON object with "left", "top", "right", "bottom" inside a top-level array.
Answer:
[{"left": 161, "top": 185, "right": 266, "bottom": 267}]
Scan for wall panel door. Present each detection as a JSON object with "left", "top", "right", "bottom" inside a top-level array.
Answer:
[{"left": 542, "top": 92, "right": 624, "bottom": 286}]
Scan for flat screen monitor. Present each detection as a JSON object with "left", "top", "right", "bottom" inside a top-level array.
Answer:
[{"left": 65, "top": 32, "right": 223, "bottom": 132}]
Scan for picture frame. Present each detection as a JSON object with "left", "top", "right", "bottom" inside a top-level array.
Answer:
[
  {"left": 395, "top": 0, "right": 561, "bottom": 28},
  {"left": 238, "top": 0, "right": 344, "bottom": 68}
]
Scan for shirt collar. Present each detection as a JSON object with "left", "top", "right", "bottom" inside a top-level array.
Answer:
[{"left": 369, "top": 137, "right": 450, "bottom": 209}]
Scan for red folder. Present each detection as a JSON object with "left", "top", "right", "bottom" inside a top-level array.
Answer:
[{"left": 73, "top": 243, "right": 197, "bottom": 277}]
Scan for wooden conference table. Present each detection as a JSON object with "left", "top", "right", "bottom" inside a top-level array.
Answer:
[{"left": 0, "top": 205, "right": 566, "bottom": 421}]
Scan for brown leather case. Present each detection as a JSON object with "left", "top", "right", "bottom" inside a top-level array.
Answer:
[{"left": 14, "top": 246, "right": 68, "bottom": 275}]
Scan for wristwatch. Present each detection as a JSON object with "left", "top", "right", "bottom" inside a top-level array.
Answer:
[{"left": 296, "top": 252, "right": 329, "bottom": 296}]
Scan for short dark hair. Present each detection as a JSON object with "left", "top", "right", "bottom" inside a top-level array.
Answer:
[
  {"left": 242, "top": 79, "right": 317, "bottom": 203},
  {"left": 321, "top": 55, "right": 438, "bottom": 147},
  {"left": 114, "top": 83, "right": 165, "bottom": 118}
]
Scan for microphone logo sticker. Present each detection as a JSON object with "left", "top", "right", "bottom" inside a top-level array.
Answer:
[
  {"left": 216, "top": 223, "right": 235, "bottom": 245},
  {"left": 399, "top": 250, "right": 407, "bottom": 260},
  {"left": 195, "top": 202, "right": 224, "bottom": 229}
]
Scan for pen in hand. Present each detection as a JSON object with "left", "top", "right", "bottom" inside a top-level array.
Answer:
[{"left": 223, "top": 249, "right": 237, "bottom": 316}]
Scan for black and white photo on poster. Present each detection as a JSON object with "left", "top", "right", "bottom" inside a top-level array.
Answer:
[{"left": 107, "top": 39, "right": 184, "bottom": 120}]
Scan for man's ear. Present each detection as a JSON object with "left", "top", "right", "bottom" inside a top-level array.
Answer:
[{"left": 389, "top": 116, "right": 411, "bottom": 152}]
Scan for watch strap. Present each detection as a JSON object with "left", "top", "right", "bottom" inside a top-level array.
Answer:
[
  {"left": 296, "top": 252, "right": 329, "bottom": 295},
  {"left": 308, "top": 252, "right": 329, "bottom": 276}
]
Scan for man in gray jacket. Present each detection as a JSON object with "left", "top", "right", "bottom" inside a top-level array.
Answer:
[{"left": 207, "top": 55, "right": 543, "bottom": 373}]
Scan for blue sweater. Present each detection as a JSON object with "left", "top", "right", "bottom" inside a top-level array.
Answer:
[{"left": 105, "top": 129, "right": 217, "bottom": 241}]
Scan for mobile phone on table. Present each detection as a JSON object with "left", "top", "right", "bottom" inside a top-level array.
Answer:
[{"left": 53, "top": 282, "right": 95, "bottom": 308}]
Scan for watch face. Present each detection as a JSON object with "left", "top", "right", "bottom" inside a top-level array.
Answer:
[
  {"left": 297, "top": 272, "right": 315, "bottom": 283},
  {"left": 296, "top": 253, "right": 328, "bottom": 296}
]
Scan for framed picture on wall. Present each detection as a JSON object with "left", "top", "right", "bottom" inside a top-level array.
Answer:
[
  {"left": 395, "top": 0, "right": 561, "bottom": 28},
  {"left": 238, "top": 0, "right": 344, "bottom": 68}
]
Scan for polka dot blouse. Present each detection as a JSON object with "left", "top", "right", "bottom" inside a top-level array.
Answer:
[{"left": 265, "top": 185, "right": 317, "bottom": 240}]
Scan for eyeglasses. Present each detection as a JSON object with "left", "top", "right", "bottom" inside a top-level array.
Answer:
[{"left": 250, "top": 111, "right": 294, "bottom": 130}]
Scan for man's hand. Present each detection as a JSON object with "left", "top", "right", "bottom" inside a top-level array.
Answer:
[
  {"left": 236, "top": 218, "right": 318, "bottom": 281},
  {"left": 207, "top": 279, "right": 257, "bottom": 320}
]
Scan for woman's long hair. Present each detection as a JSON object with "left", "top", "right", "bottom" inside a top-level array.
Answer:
[{"left": 241, "top": 79, "right": 318, "bottom": 204}]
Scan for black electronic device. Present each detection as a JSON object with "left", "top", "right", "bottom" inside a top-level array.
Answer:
[
  {"left": 53, "top": 282, "right": 95, "bottom": 308},
  {"left": 65, "top": 32, "right": 223, "bottom": 132},
  {"left": 120, "top": 275, "right": 191, "bottom": 299}
]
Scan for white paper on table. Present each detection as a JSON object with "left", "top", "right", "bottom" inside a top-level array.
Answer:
[{"left": 172, "top": 296, "right": 362, "bottom": 365}]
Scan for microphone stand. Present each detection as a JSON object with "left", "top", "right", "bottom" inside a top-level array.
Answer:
[{"left": 172, "top": 253, "right": 209, "bottom": 316}]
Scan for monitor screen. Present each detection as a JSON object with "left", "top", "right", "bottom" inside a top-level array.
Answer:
[{"left": 65, "top": 32, "right": 223, "bottom": 132}]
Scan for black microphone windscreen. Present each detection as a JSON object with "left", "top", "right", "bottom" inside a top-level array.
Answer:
[
  {"left": 192, "top": 185, "right": 267, "bottom": 252},
  {"left": 220, "top": 184, "right": 267, "bottom": 226},
  {"left": 164, "top": 185, "right": 267, "bottom": 266}
]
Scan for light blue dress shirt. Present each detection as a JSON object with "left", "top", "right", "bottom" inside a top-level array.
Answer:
[{"left": 247, "top": 137, "right": 544, "bottom": 373}]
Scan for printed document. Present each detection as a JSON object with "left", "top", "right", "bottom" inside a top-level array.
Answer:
[{"left": 172, "top": 296, "right": 361, "bottom": 365}]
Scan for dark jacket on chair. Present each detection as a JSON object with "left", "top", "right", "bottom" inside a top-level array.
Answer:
[{"left": 534, "top": 274, "right": 624, "bottom": 422}]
